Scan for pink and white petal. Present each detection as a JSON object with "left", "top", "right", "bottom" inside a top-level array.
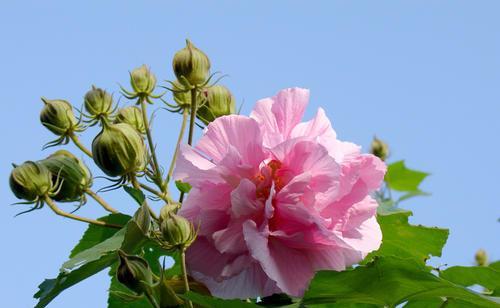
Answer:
[
  {"left": 230, "top": 179, "right": 261, "bottom": 218},
  {"left": 243, "top": 220, "right": 314, "bottom": 297},
  {"left": 307, "top": 245, "right": 365, "bottom": 272},
  {"left": 191, "top": 261, "right": 280, "bottom": 299},
  {"left": 212, "top": 222, "right": 247, "bottom": 254},
  {"left": 342, "top": 215, "right": 382, "bottom": 258},
  {"left": 173, "top": 144, "right": 221, "bottom": 185},
  {"left": 214, "top": 146, "right": 259, "bottom": 187},
  {"left": 186, "top": 237, "right": 235, "bottom": 281},
  {"left": 195, "top": 115, "right": 266, "bottom": 167},
  {"left": 322, "top": 138, "right": 362, "bottom": 164},
  {"left": 291, "top": 107, "right": 337, "bottom": 141},
  {"left": 251, "top": 88, "right": 310, "bottom": 147}
]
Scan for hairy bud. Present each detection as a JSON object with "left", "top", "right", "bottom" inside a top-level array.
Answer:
[
  {"left": 197, "top": 85, "right": 236, "bottom": 124},
  {"left": 370, "top": 136, "right": 390, "bottom": 161},
  {"left": 84, "top": 86, "right": 114, "bottom": 120},
  {"left": 130, "top": 65, "right": 157, "bottom": 97},
  {"left": 114, "top": 106, "right": 146, "bottom": 135},
  {"left": 9, "top": 161, "right": 53, "bottom": 201},
  {"left": 91, "top": 123, "right": 146, "bottom": 177},
  {"left": 39, "top": 150, "right": 92, "bottom": 202},
  {"left": 160, "top": 207, "right": 196, "bottom": 249},
  {"left": 116, "top": 250, "right": 154, "bottom": 294},
  {"left": 475, "top": 249, "right": 488, "bottom": 267},
  {"left": 40, "top": 98, "right": 78, "bottom": 136},
  {"left": 172, "top": 40, "right": 210, "bottom": 86}
]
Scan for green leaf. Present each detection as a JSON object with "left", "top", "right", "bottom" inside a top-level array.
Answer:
[
  {"left": 385, "top": 160, "right": 429, "bottom": 192},
  {"left": 70, "top": 214, "right": 131, "bottom": 257},
  {"left": 123, "top": 186, "right": 146, "bottom": 205},
  {"left": 34, "top": 216, "right": 146, "bottom": 308},
  {"left": 440, "top": 266, "right": 500, "bottom": 296},
  {"left": 175, "top": 180, "right": 192, "bottom": 193},
  {"left": 303, "top": 256, "right": 499, "bottom": 307},
  {"left": 365, "top": 211, "right": 449, "bottom": 264},
  {"left": 182, "top": 291, "right": 259, "bottom": 307}
]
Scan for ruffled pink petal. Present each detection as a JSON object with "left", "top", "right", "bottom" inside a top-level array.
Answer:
[
  {"left": 243, "top": 220, "right": 314, "bottom": 297},
  {"left": 212, "top": 221, "right": 247, "bottom": 254},
  {"left": 196, "top": 115, "right": 265, "bottom": 167},
  {"left": 173, "top": 144, "right": 221, "bottom": 185},
  {"left": 230, "top": 179, "right": 261, "bottom": 218},
  {"left": 251, "top": 88, "right": 310, "bottom": 148},
  {"left": 291, "top": 107, "right": 337, "bottom": 141}
]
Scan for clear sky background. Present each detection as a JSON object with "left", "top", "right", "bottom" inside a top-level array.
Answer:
[{"left": 1, "top": 1, "right": 499, "bottom": 307}]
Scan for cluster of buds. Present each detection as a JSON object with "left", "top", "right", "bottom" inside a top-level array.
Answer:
[{"left": 10, "top": 161, "right": 55, "bottom": 204}]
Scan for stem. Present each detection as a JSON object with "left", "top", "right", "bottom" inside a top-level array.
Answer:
[
  {"left": 139, "top": 182, "right": 172, "bottom": 203},
  {"left": 166, "top": 107, "right": 189, "bottom": 185},
  {"left": 179, "top": 88, "right": 198, "bottom": 203},
  {"left": 70, "top": 134, "right": 92, "bottom": 158},
  {"left": 180, "top": 249, "right": 193, "bottom": 308},
  {"left": 139, "top": 97, "right": 164, "bottom": 191},
  {"left": 144, "top": 291, "right": 160, "bottom": 308},
  {"left": 85, "top": 189, "right": 119, "bottom": 213},
  {"left": 130, "top": 175, "right": 159, "bottom": 221},
  {"left": 44, "top": 195, "right": 122, "bottom": 229}
]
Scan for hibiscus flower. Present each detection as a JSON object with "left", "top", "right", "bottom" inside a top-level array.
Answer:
[{"left": 174, "top": 88, "right": 386, "bottom": 298}]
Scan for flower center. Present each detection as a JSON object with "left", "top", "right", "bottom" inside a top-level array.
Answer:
[{"left": 253, "top": 159, "right": 286, "bottom": 200}]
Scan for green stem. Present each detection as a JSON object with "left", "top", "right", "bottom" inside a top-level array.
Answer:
[
  {"left": 139, "top": 97, "right": 164, "bottom": 191},
  {"left": 130, "top": 175, "right": 159, "bottom": 221},
  {"left": 180, "top": 249, "right": 193, "bottom": 308},
  {"left": 85, "top": 189, "right": 119, "bottom": 213},
  {"left": 70, "top": 134, "right": 92, "bottom": 158},
  {"left": 139, "top": 182, "right": 172, "bottom": 203},
  {"left": 166, "top": 107, "right": 189, "bottom": 185},
  {"left": 179, "top": 88, "right": 198, "bottom": 203},
  {"left": 44, "top": 195, "right": 122, "bottom": 229}
]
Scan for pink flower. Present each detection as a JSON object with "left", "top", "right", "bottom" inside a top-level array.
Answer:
[{"left": 174, "top": 88, "right": 386, "bottom": 298}]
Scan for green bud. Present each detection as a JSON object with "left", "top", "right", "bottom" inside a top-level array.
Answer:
[
  {"left": 39, "top": 150, "right": 92, "bottom": 202},
  {"left": 116, "top": 250, "right": 154, "bottom": 294},
  {"left": 172, "top": 40, "right": 210, "bottom": 86},
  {"left": 84, "top": 86, "right": 114, "bottom": 118},
  {"left": 160, "top": 208, "right": 196, "bottom": 249},
  {"left": 370, "top": 136, "right": 390, "bottom": 161},
  {"left": 475, "top": 249, "right": 488, "bottom": 266},
  {"left": 40, "top": 98, "right": 78, "bottom": 136},
  {"left": 114, "top": 106, "right": 146, "bottom": 135},
  {"left": 130, "top": 65, "right": 156, "bottom": 96},
  {"left": 172, "top": 80, "right": 191, "bottom": 108},
  {"left": 92, "top": 122, "right": 147, "bottom": 177},
  {"left": 9, "top": 161, "right": 53, "bottom": 201},
  {"left": 197, "top": 85, "right": 236, "bottom": 124}
]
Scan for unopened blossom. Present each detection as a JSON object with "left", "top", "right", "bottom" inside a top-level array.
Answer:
[{"left": 174, "top": 88, "right": 386, "bottom": 298}]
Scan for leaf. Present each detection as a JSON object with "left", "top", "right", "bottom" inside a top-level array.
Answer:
[
  {"left": 365, "top": 211, "right": 449, "bottom": 265},
  {"left": 123, "top": 186, "right": 146, "bottom": 205},
  {"left": 175, "top": 180, "right": 192, "bottom": 193},
  {"left": 34, "top": 216, "right": 146, "bottom": 308},
  {"left": 440, "top": 266, "right": 500, "bottom": 296},
  {"left": 182, "top": 291, "right": 259, "bottom": 307},
  {"left": 303, "top": 256, "right": 499, "bottom": 307},
  {"left": 70, "top": 214, "right": 131, "bottom": 257},
  {"left": 385, "top": 160, "right": 429, "bottom": 192}
]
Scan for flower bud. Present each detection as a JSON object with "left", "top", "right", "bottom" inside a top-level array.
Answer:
[
  {"left": 40, "top": 98, "right": 78, "bottom": 136},
  {"left": 39, "top": 150, "right": 92, "bottom": 202},
  {"left": 172, "top": 40, "right": 210, "bottom": 86},
  {"left": 160, "top": 207, "right": 196, "bottom": 249},
  {"left": 9, "top": 161, "right": 53, "bottom": 201},
  {"left": 114, "top": 106, "right": 146, "bottom": 135},
  {"left": 475, "top": 249, "right": 488, "bottom": 266},
  {"left": 370, "top": 136, "right": 390, "bottom": 161},
  {"left": 92, "top": 123, "right": 147, "bottom": 177},
  {"left": 117, "top": 250, "right": 154, "bottom": 294},
  {"left": 197, "top": 85, "right": 236, "bottom": 124},
  {"left": 84, "top": 86, "right": 114, "bottom": 119},
  {"left": 130, "top": 65, "right": 156, "bottom": 96},
  {"left": 171, "top": 80, "right": 191, "bottom": 108}
]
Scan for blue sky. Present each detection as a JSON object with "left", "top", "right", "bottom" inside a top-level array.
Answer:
[{"left": 1, "top": 1, "right": 499, "bottom": 307}]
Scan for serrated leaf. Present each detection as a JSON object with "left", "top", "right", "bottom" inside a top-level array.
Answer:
[
  {"left": 303, "top": 256, "right": 499, "bottom": 307},
  {"left": 385, "top": 160, "right": 429, "bottom": 192},
  {"left": 175, "top": 180, "right": 192, "bottom": 193},
  {"left": 365, "top": 211, "right": 449, "bottom": 264},
  {"left": 182, "top": 291, "right": 259, "bottom": 307},
  {"left": 440, "top": 265, "right": 500, "bottom": 296},
  {"left": 123, "top": 186, "right": 146, "bottom": 205},
  {"left": 34, "top": 214, "right": 146, "bottom": 308},
  {"left": 70, "top": 214, "right": 131, "bottom": 258}
]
